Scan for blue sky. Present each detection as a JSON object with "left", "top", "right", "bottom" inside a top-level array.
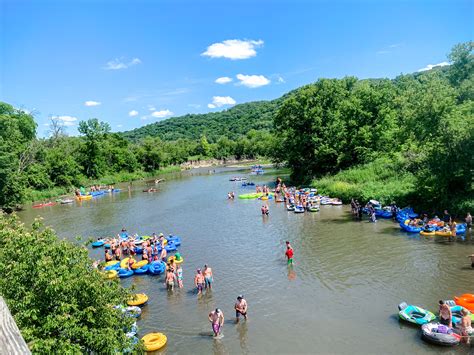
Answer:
[{"left": 1, "top": 0, "right": 472, "bottom": 136}]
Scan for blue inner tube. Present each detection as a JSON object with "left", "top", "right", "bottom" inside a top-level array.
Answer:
[
  {"left": 166, "top": 236, "right": 181, "bottom": 246},
  {"left": 118, "top": 268, "right": 134, "bottom": 278},
  {"left": 165, "top": 242, "right": 177, "bottom": 252},
  {"left": 134, "top": 246, "right": 143, "bottom": 254},
  {"left": 133, "top": 264, "right": 150, "bottom": 275},
  {"left": 148, "top": 261, "right": 166, "bottom": 275},
  {"left": 104, "top": 263, "right": 120, "bottom": 271},
  {"left": 92, "top": 240, "right": 105, "bottom": 247}
]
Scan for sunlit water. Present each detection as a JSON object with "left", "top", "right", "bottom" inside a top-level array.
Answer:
[{"left": 18, "top": 168, "right": 474, "bottom": 354}]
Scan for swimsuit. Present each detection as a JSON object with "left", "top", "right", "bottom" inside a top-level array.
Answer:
[
  {"left": 212, "top": 322, "right": 221, "bottom": 335},
  {"left": 205, "top": 276, "right": 213, "bottom": 287},
  {"left": 197, "top": 283, "right": 204, "bottom": 291}
]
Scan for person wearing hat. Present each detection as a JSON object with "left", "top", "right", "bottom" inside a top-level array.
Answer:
[
  {"left": 234, "top": 295, "right": 248, "bottom": 321},
  {"left": 208, "top": 308, "right": 224, "bottom": 337}
]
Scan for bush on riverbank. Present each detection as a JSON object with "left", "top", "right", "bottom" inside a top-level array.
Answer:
[{"left": 0, "top": 214, "right": 137, "bottom": 353}]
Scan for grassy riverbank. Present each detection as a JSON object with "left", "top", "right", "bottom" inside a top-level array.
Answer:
[
  {"left": 25, "top": 166, "right": 181, "bottom": 203},
  {"left": 312, "top": 157, "right": 473, "bottom": 216}
]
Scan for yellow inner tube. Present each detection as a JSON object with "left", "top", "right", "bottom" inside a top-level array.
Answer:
[
  {"left": 105, "top": 260, "right": 119, "bottom": 266},
  {"left": 168, "top": 256, "right": 184, "bottom": 264},
  {"left": 104, "top": 270, "right": 117, "bottom": 279},
  {"left": 131, "top": 260, "right": 149, "bottom": 270},
  {"left": 127, "top": 293, "right": 149, "bottom": 306},
  {"left": 435, "top": 231, "right": 452, "bottom": 237},
  {"left": 142, "top": 332, "right": 167, "bottom": 351},
  {"left": 120, "top": 257, "right": 135, "bottom": 269},
  {"left": 420, "top": 231, "right": 435, "bottom": 236}
]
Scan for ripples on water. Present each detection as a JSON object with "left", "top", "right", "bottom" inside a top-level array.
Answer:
[{"left": 18, "top": 168, "right": 473, "bottom": 354}]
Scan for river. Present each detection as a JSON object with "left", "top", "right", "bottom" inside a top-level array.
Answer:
[{"left": 18, "top": 167, "right": 473, "bottom": 354}]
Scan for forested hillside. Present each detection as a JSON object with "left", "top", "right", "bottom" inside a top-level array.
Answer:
[{"left": 121, "top": 100, "right": 279, "bottom": 142}]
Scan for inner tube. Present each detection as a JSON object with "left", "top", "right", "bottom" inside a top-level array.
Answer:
[
  {"left": 131, "top": 260, "right": 149, "bottom": 270},
  {"left": 287, "top": 204, "right": 295, "bottom": 211},
  {"left": 105, "top": 260, "right": 120, "bottom": 267},
  {"left": 127, "top": 293, "right": 149, "bottom": 306},
  {"left": 400, "top": 222, "right": 422, "bottom": 233},
  {"left": 104, "top": 262, "right": 120, "bottom": 271},
  {"left": 92, "top": 240, "right": 105, "bottom": 248},
  {"left": 435, "top": 231, "right": 452, "bottom": 237},
  {"left": 420, "top": 230, "right": 436, "bottom": 236},
  {"left": 104, "top": 270, "right": 118, "bottom": 279},
  {"left": 165, "top": 242, "right": 177, "bottom": 252},
  {"left": 294, "top": 206, "right": 305, "bottom": 213},
  {"left": 133, "top": 264, "right": 150, "bottom": 275},
  {"left": 308, "top": 207, "right": 320, "bottom": 212},
  {"left": 168, "top": 255, "right": 184, "bottom": 264},
  {"left": 398, "top": 302, "right": 436, "bottom": 325},
  {"left": 118, "top": 268, "right": 134, "bottom": 278},
  {"left": 166, "top": 236, "right": 181, "bottom": 246},
  {"left": 125, "top": 306, "right": 142, "bottom": 318},
  {"left": 142, "top": 333, "right": 167, "bottom": 351},
  {"left": 120, "top": 257, "right": 135, "bottom": 269},
  {"left": 454, "top": 294, "right": 474, "bottom": 312},
  {"left": 148, "top": 261, "right": 166, "bottom": 275},
  {"left": 421, "top": 323, "right": 461, "bottom": 346}
]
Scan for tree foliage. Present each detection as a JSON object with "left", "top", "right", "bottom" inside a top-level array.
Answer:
[{"left": 0, "top": 214, "right": 136, "bottom": 353}]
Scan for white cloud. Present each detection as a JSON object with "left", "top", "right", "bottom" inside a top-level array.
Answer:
[
  {"left": 104, "top": 57, "right": 142, "bottom": 70},
  {"left": 236, "top": 74, "right": 270, "bottom": 88},
  {"left": 417, "top": 61, "right": 450, "bottom": 72},
  {"left": 208, "top": 96, "right": 236, "bottom": 109},
  {"left": 52, "top": 115, "right": 77, "bottom": 127},
  {"left": 215, "top": 76, "right": 233, "bottom": 84},
  {"left": 84, "top": 100, "right": 101, "bottom": 107},
  {"left": 151, "top": 109, "right": 173, "bottom": 118},
  {"left": 117, "top": 124, "right": 123, "bottom": 128},
  {"left": 148, "top": 105, "right": 156, "bottom": 111},
  {"left": 129, "top": 110, "right": 139, "bottom": 117},
  {"left": 202, "top": 39, "right": 264, "bottom": 60}
]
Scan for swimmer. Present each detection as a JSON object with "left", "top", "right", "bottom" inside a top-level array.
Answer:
[
  {"left": 165, "top": 268, "right": 176, "bottom": 291},
  {"left": 176, "top": 265, "right": 183, "bottom": 288},
  {"left": 234, "top": 295, "right": 248, "bottom": 321},
  {"left": 208, "top": 308, "right": 224, "bottom": 337},
  {"left": 285, "top": 245, "right": 294, "bottom": 265}
]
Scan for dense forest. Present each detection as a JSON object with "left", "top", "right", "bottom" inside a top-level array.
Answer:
[
  {"left": 275, "top": 42, "right": 473, "bottom": 214},
  {"left": 0, "top": 42, "right": 472, "bottom": 214}
]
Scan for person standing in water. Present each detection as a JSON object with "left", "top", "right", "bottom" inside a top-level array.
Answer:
[
  {"left": 165, "top": 268, "right": 176, "bottom": 291},
  {"left": 466, "top": 212, "right": 472, "bottom": 231},
  {"left": 176, "top": 264, "right": 184, "bottom": 288},
  {"left": 209, "top": 309, "right": 225, "bottom": 337},
  {"left": 234, "top": 295, "right": 248, "bottom": 321},
  {"left": 285, "top": 245, "right": 294, "bottom": 265},
  {"left": 194, "top": 269, "right": 205, "bottom": 295},
  {"left": 203, "top": 264, "right": 213, "bottom": 289}
]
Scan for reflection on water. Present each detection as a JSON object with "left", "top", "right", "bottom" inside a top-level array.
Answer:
[{"left": 17, "top": 167, "right": 473, "bottom": 354}]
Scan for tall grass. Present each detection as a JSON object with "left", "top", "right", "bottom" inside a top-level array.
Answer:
[{"left": 313, "top": 157, "right": 417, "bottom": 206}]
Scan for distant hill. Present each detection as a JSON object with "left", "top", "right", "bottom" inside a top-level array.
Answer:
[{"left": 121, "top": 99, "right": 282, "bottom": 142}]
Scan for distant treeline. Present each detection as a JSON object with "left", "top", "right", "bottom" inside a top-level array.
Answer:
[{"left": 0, "top": 42, "right": 471, "bottom": 213}]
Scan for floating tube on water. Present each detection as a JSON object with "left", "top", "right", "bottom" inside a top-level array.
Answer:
[
  {"left": 133, "top": 264, "right": 150, "bottom": 275},
  {"left": 165, "top": 242, "right": 177, "bottom": 252},
  {"left": 398, "top": 302, "right": 436, "bottom": 325},
  {"left": 118, "top": 268, "right": 134, "bottom": 278},
  {"left": 455, "top": 294, "right": 474, "bottom": 312},
  {"left": 92, "top": 240, "right": 105, "bottom": 248},
  {"left": 308, "top": 207, "right": 320, "bottom": 212},
  {"left": 125, "top": 306, "right": 142, "bottom": 318},
  {"left": 375, "top": 210, "right": 392, "bottom": 218},
  {"left": 420, "top": 230, "right": 436, "bottom": 236},
  {"left": 166, "top": 236, "right": 181, "bottom": 246},
  {"left": 168, "top": 255, "right": 184, "bottom": 264},
  {"left": 127, "top": 293, "right": 148, "bottom": 306},
  {"left": 104, "top": 262, "right": 120, "bottom": 271},
  {"left": 60, "top": 199, "right": 74, "bottom": 204},
  {"left": 435, "top": 231, "right": 452, "bottom": 237},
  {"left": 294, "top": 206, "right": 305, "bottom": 213},
  {"left": 104, "top": 270, "right": 118, "bottom": 279},
  {"left": 421, "top": 323, "right": 461, "bottom": 346},
  {"left": 142, "top": 333, "right": 167, "bottom": 352},
  {"left": 120, "top": 257, "right": 135, "bottom": 269},
  {"left": 76, "top": 195, "right": 92, "bottom": 201},
  {"left": 148, "top": 261, "right": 166, "bottom": 275},
  {"left": 131, "top": 260, "right": 149, "bottom": 270},
  {"left": 287, "top": 204, "right": 295, "bottom": 211},
  {"left": 105, "top": 260, "right": 120, "bottom": 267},
  {"left": 134, "top": 246, "right": 143, "bottom": 254},
  {"left": 400, "top": 222, "right": 422, "bottom": 233}
]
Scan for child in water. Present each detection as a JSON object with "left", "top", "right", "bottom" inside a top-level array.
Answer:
[{"left": 176, "top": 265, "right": 183, "bottom": 288}]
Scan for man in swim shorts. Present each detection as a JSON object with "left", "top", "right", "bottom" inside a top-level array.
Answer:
[
  {"left": 203, "top": 264, "right": 213, "bottom": 289},
  {"left": 166, "top": 268, "right": 176, "bottom": 291},
  {"left": 194, "top": 269, "right": 205, "bottom": 295},
  {"left": 234, "top": 295, "right": 248, "bottom": 321},
  {"left": 438, "top": 300, "right": 452, "bottom": 327},
  {"left": 209, "top": 308, "right": 224, "bottom": 337}
]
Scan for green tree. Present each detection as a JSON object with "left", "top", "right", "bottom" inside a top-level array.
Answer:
[
  {"left": 0, "top": 103, "right": 37, "bottom": 211},
  {"left": 0, "top": 214, "right": 137, "bottom": 353},
  {"left": 78, "top": 119, "right": 110, "bottom": 178}
]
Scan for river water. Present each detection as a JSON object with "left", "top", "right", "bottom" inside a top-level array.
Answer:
[{"left": 18, "top": 168, "right": 473, "bottom": 354}]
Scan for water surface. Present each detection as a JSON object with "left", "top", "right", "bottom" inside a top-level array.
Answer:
[{"left": 18, "top": 168, "right": 473, "bottom": 354}]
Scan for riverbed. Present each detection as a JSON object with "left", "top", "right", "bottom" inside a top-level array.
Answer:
[{"left": 18, "top": 167, "right": 473, "bottom": 354}]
